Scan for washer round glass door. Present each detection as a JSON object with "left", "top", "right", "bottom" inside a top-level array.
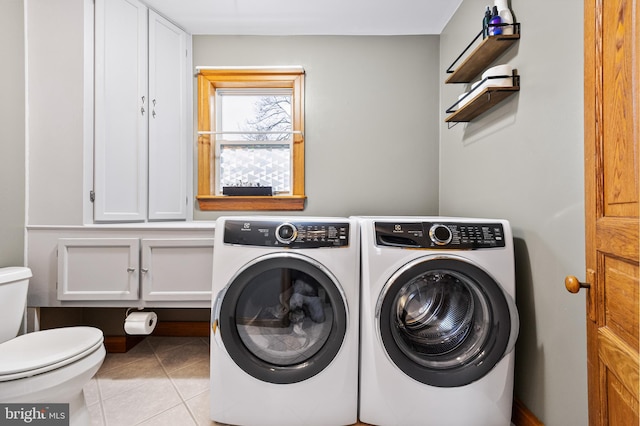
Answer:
[
  {"left": 217, "top": 253, "right": 348, "bottom": 384},
  {"left": 378, "top": 256, "right": 513, "bottom": 387}
]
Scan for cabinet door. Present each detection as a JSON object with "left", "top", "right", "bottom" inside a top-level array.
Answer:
[
  {"left": 140, "top": 239, "right": 214, "bottom": 301},
  {"left": 58, "top": 238, "right": 140, "bottom": 300},
  {"left": 94, "top": 0, "right": 148, "bottom": 222},
  {"left": 148, "top": 11, "right": 188, "bottom": 220}
]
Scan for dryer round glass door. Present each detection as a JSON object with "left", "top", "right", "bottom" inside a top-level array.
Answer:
[
  {"left": 216, "top": 253, "right": 348, "bottom": 384},
  {"left": 378, "top": 257, "right": 514, "bottom": 387}
]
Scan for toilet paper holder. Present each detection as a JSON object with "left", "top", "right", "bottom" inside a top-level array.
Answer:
[
  {"left": 125, "top": 307, "right": 144, "bottom": 318},
  {"left": 124, "top": 308, "right": 158, "bottom": 335}
]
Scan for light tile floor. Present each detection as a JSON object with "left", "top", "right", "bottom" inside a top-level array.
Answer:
[
  {"left": 83, "top": 336, "right": 510, "bottom": 426},
  {"left": 84, "top": 336, "right": 214, "bottom": 425},
  {"left": 84, "top": 336, "right": 367, "bottom": 426}
]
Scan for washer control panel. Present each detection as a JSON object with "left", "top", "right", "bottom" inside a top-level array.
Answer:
[
  {"left": 375, "top": 221, "right": 505, "bottom": 249},
  {"left": 224, "top": 220, "right": 350, "bottom": 248}
]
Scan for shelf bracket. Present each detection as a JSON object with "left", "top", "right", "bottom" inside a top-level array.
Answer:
[
  {"left": 446, "top": 29, "right": 484, "bottom": 74},
  {"left": 445, "top": 72, "right": 519, "bottom": 115},
  {"left": 445, "top": 23, "right": 521, "bottom": 81}
]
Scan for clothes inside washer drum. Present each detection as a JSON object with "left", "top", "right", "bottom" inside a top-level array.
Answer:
[{"left": 396, "top": 274, "right": 474, "bottom": 355}]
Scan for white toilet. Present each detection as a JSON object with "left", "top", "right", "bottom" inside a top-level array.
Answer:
[{"left": 0, "top": 267, "right": 106, "bottom": 425}]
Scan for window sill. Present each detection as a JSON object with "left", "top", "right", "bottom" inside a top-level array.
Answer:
[{"left": 196, "top": 195, "right": 306, "bottom": 211}]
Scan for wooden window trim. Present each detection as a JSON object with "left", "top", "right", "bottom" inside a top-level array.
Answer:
[{"left": 196, "top": 68, "right": 305, "bottom": 211}]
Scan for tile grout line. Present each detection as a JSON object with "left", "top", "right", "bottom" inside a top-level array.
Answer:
[
  {"left": 163, "top": 338, "right": 209, "bottom": 426},
  {"left": 94, "top": 347, "right": 147, "bottom": 426},
  {"left": 96, "top": 348, "right": 147, "bottom": 426},
  {"left": 89, "top": 337, "right": 211, "bottom": 425},
  {"left": 96, "top": 340, "right": 155, "bottom": 405},
  {"left": 168, "top": 337, "right": 211, "bottom": 425},
  {"left": 92, "top": 373, "right": 108, "bottom": 426},
  {"left": 101, "top": 338, "right": 186, "bottom": 426},
  {"left": 131, "top": 338, "right": 201, "bottom": 426}
]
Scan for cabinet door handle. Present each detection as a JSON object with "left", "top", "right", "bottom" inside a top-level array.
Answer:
[
  {"left": 141, "top": 268, "right": 149, "bottom": 273},
  {"left": 127, "top": 267, "right": 136, "bottom": 273}
]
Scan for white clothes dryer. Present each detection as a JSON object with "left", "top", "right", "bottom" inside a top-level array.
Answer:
[
  {"left": 210, "top": 217, "right": 359, "bottom": 426},
  {"left": 356, "top": 217, "right": 519, "bottom": 426}
]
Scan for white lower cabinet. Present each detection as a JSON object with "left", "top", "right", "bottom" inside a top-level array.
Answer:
[
  {"left": 57, "top": 237, "right": 213, "bottom": 302},
  {"left": 141, "top": 239, "right": 213, "bottom": 301},
  {"left": 58, "top": 238, "right": 140, "bottom": 301}
]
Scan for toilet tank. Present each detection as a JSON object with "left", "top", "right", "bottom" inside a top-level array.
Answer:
[{"left": 0, "top": 267, "right": 32, "bottom": 344}]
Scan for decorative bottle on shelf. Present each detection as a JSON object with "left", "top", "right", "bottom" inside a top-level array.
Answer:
[
  {"left": 494, "top": 0, "right": 514, "bottom": 35},
  {"left": 488, "top": 6, "right": 502, "bottom": 36},
  {"left": 482, "top": 6, "right": 492, "bottom": 39}
]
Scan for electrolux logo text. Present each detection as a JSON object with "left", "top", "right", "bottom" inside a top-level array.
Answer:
[{"left": 0, "top": 404, "right": 69, "bottom": 426}]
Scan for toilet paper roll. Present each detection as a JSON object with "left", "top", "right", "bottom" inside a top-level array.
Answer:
[
  {"left": 124, "top": 311, "right": 158, "bottom": 335},
  {"left": 458, "top": 92, "right": 471, "bottom": 108},
  {"left": 482, "top": 64, "right": 513, "bottom": 80}
]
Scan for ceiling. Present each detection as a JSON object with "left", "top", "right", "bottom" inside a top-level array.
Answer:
[{"left": 143, "top": 0, "right": 463, "bottom": 35}]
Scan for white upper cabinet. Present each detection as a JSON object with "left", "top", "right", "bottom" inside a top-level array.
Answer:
[
  {"left": 148, "top": 11, "right": 188, "bottom": 220},
  {"left": 94, "top": 0, "right": 148, "bottom": 222},
  {"left": 94, "top": 0, "right": 189, "bottom": 222}
]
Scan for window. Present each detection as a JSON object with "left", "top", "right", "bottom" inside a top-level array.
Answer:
[
  {"left": 196, "top": 68, "right": 305, "bottom": 211},
  {"left": 216, "top": 88, "right": 293, "bottom": 195}
]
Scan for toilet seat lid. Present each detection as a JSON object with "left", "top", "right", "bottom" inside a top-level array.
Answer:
[{"left": 0, "top": 327, "right": 104, "bottom": 381}]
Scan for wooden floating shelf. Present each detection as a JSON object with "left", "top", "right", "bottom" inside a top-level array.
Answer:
[
  {"left": 445, "top": 86, "right": 520, "bottom": 123},
  {"left": 446, "top": 33, "right": 520, "bottom": 84}
]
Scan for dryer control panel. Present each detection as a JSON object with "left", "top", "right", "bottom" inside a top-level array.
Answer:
[
  {"left": 374, "top": 221, "right": 505, "bottom": 249},
  {"left": 224, "top": 220, "right": 350, "bottom": 248}
]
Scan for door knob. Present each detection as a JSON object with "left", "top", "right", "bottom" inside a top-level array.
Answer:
[{"left": 565, "top": 275, "right": 590, "bottom": 293}]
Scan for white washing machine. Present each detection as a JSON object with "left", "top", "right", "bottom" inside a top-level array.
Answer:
[
  {"left": 356, "top": 216, "right": 519, "bottom": 426},
  {"left": 210, "top": 216, "right": 359, "bottom": 426}
]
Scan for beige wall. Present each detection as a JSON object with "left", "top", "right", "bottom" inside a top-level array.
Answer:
[
  {"left": 439, "top": 1, "right": 588, "bottom": 424},
  {"left": 193, "top": 35, "right": 442, "bottom": 219},
  {"left": 26, "top": 0, "right": 88, "bottom": 226},
  {"left": 16, "top": 0, "right": 589, "bottom": 422},
  {"left": 0, "top": 0, "right": 26, "bottom": 266},
  {"left": 25, "top": 22, "right": 441, "bottom": 223}
]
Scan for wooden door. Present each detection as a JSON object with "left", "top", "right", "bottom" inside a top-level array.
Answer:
[{"left": 567, "top": 0, "right": 640, "bottom": 424}]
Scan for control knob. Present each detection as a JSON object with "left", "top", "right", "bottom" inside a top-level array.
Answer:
[
  {"left": 429, "top": 224, "right": 452, "bottom": 245},
  {"left": 276, "top": 223, "right": 298, "bottom": 244}
]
